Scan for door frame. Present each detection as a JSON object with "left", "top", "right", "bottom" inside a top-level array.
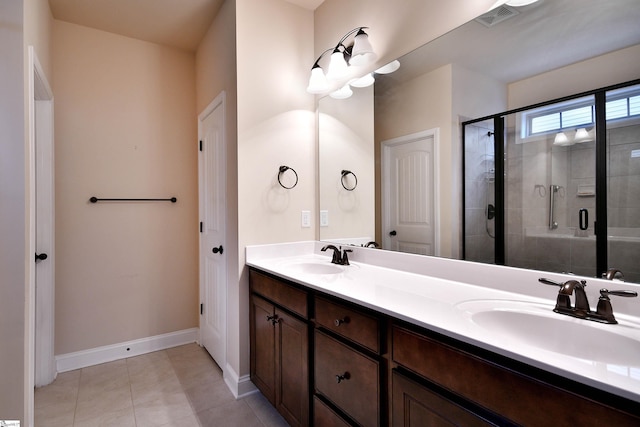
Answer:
[
  {"left": 197, "top": 92, "right": 227, "bottom": 371},
  {"left": 381, "top": 128, "right": 440, "bottom": 255},
  {"left": 28, "top": 46, "right": 56, "bottom": 393}
]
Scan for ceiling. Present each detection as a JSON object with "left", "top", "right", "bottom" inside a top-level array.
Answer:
[{"left": 49, "top": 0, "right": 325, "bottom": 52}]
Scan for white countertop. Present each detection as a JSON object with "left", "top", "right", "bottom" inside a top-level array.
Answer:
[{"left": 246, "top": 241, "right": 640, "bottom": 403}]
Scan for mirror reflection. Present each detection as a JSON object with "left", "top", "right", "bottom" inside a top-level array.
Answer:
[{"left": 318, "top": 0, "right": 640, "bottom": 281}]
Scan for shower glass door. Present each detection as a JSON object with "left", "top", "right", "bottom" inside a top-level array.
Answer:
[
  {"left": 605, "top": 84, "right": 640, "bottom": 282},
  {"left": 464, "top": 95, "right": 599, "bottom": 276},
  {"left": 506, "top": 95, "right": 598, "bottom": 275}
]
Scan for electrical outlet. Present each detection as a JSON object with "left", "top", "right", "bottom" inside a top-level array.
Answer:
[
  {"left": 301, "top": 210, "right": 311, "bottom": 228},
  {"left": 320, "top": 210, "right": 329, "bottom": 227}
]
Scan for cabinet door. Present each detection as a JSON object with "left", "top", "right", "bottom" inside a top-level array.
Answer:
[
  {"left": 250, "top": 295, "right": 276, "bottom": 404},
  {"left": 392, "top": 371, "right": 495, "bottom": 427},
  {"left": 275, "top": 308, "right": 309, "bottom": 427}
]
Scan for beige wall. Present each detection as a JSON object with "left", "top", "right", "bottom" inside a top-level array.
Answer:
[
  {"left": 319, "top": 87, "right": 375, "bottom": 242},
  {"left": 53, "top": 21, "right": 198, "bottom": 354},
  {"left": 236, "top": 0, "right": 315, "bottom": 377},
  {"left": 508, "top": 44, "right": 640, "bottom": 109}
]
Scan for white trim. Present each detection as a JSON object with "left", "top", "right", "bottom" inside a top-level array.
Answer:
[
  {"left": 55, "top": 328, "right": 199, "bottom": 373},
  {"left": 223, "top": 363, "right": 258, "bottom": 399}
]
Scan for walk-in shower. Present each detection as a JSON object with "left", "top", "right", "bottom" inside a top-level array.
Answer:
[{"left": 463, "top": 80, "right": 640, "bottom": 283}]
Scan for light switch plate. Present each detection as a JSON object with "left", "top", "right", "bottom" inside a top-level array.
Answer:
[
  {"left": 301, "top": 210, "right": 311, "bottom": 228},
  {"left": 320, "top": 210, "right": 329, "bottom": 227}
]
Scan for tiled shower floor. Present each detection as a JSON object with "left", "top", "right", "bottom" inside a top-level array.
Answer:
[{"left": 34, "top": 343, "right": 289, "bottom": 427}]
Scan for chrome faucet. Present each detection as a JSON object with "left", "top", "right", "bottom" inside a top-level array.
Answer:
[
  {"left": 321, "top": 245, "right": 352, "bottom": 266},
  {"left": 539, "top": 277, "right": 637, "bottom": 324}
]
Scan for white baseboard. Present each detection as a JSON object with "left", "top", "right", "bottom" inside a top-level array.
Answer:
[
  {"left": 56, "top": 328, "right": 199, "bottom": 373},
  {"left": 224, "top": 362, "right": 258, "bottom": 399}
]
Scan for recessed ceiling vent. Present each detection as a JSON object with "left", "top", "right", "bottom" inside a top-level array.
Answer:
[{"left": 475, "top": 5, "right": 519, "bottom": 27}]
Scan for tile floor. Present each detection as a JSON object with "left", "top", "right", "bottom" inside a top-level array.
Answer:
[{"left": 35, "top": 343, "right": 290, "bottom": 427}]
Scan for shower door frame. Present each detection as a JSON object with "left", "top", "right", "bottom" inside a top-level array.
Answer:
[{"left": 462, "top": 78, "right": 640, "bottom": 277}]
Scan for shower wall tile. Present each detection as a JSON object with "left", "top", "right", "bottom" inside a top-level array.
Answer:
[
  {"left": 609, "top": 124, "right": 640, "bottom": 146},
  {"left": 570, "top": 145, "right": 596, "bottom": 180},
  {"left": 570, "top": 238, "right": 597, "bottom": 270},
  {"left": 608, "top": 175, "right": 640, "bottom": 208},
  {"left": 608, "top": 141, "right": 640, "bottom": 177},
  {"left": 536, "top": 236, "right": 571, "bottom": 265}
]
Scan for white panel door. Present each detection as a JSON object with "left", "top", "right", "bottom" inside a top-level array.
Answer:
[
  {"left": 198, "top": 93, "right": 227, "bottom": 369},
  {"left": 382, "top": 129, "right": 438, "bottom": 255}
]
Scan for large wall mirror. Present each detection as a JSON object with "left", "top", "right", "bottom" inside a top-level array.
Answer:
[{"left": 318, "top": 0, "right": 640, "bottom": 280}]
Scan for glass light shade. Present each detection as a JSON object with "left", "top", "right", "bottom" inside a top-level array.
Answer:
[
  {"left": 574, "top": 128, "right": 593, "bottom": 142},
  {"left": 553, "top": 131, "right": 572, "bottom": 146},
  {"left": 307, "top": 67, "right": 329, "bottom": 94},
  {"left": 375, "top": 60, "right": 400, "bottom": 74},
  {"left": 330, "top": 84, "right": 353, "bottom": 99},
  {"left": 326, "top": 51, "right": 349, "bottom": 80},
  {"left": 349, "top": 32, "right": 376, "bottom": 66},
  {"left": 350, "top": 73, "right": 375, "bottom": 88}
]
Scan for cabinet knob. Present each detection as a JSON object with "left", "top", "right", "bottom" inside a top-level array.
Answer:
[
  {"left": 266, "top": 315, "right": 279, "bottom": 324},
  {"left": 335, "top": 372, "right": 350, "bottom": 383},
  {"left": 334, "top": 316, "right": 350, "bottom": 327}
]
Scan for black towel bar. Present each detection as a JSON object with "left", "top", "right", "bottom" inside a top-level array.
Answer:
[{"left": 89, "top": 196, "right": 177, "bottom": 203}]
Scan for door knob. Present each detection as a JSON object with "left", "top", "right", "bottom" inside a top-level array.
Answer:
[
  {"left": 35, "top": 252, "right": 48, "bottom": 262},
  {"left": 389, "top": 230, "right": 397, "bottom": 236},
  {"left": 212, "top": 245, "right": 223, "bottom": 254}
]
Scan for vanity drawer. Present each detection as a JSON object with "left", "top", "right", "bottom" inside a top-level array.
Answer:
[
  {"left": 315, "top": 330, "right": 380, "bottom": 427},
  {"left": 315, "top": 296, "right": 380, "bottom": 353},
  {"left": 249, "top": 269, "right": 307, "bottom": 318},
  {"left": 313, "top": 396, "right": 351, "bottom": 427}
]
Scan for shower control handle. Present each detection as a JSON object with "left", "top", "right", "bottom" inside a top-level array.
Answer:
[{"left": 579, "top": 208, "right": 588, "bottom": 231}]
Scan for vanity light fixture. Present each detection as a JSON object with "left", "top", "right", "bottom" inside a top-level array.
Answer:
[{"left": 306, "top": 27, "right": 376, "bottom": 94}]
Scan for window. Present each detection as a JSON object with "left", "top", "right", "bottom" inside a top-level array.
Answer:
[{"left": 519, "top": 85, "right": 640, "bottom": 140}]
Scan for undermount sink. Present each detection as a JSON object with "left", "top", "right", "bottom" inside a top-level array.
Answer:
[
  {"left": 456, "top": 300, "right": 640, "bottom": 365},
  {"left": 278, "top": 259, "right": 345, "bottom": 275}
]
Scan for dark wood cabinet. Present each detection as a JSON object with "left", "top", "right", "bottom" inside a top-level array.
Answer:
[
  {"left": 249, "top": 267, "right": 640, "bottom": 427},
  {"left": 392, "top": 370, "right": 496, "bottom": 427},
  {"left": 250, "top": 271, "right": 309, "bottom": 427},
  {"left": 392, "top": 323, "right": 640, "bottom": 427},
  {"left": 250, "top": 294, "right": 276, "bottom": 403}
]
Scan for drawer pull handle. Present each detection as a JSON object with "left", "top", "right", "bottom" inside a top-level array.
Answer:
[
  {"left": 334, "top": 316, "right": 350, "bottom": 327},
  {"left": 266, "top": 315, "right": 279, "bottom": 324},
  {"left": 335, "top": 372, "right": 350, "bottom": 383}
]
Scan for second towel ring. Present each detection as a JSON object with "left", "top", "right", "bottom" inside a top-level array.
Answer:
[
  {"left": 341, "top": 170, "right": 358, "bottom": 191},
  {"left": 278, "top": 165, "right": 298, "bottom": 189}
]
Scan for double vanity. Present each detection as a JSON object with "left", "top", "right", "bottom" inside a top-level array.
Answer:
[{"left": 246, "top": 241, "right": 640, "bottom": 426}]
